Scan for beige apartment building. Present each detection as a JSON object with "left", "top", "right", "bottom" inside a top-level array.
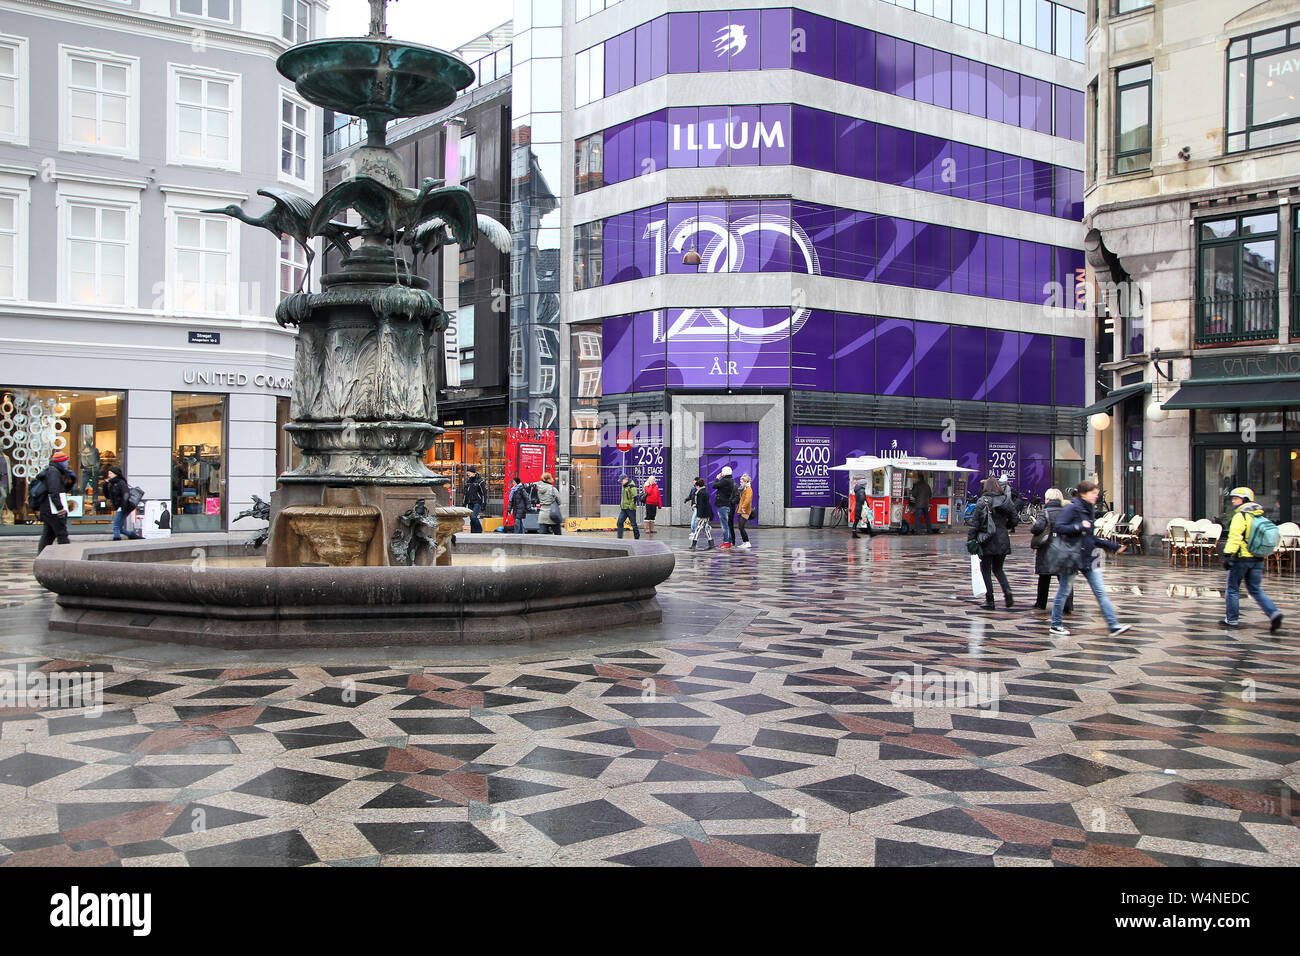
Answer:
[{"left": 1083, "top": 0, "right": 1300, "bottom": 542}]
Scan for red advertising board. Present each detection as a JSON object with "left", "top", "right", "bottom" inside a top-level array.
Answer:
[{"left": 502, "top": 427, "right": 556, "bottom": 527}]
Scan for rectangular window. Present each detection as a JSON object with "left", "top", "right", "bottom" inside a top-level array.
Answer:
[
  {"left": 172, "top": 211, "right": 232, "bottom": 313},
  {"left": 459, "top": 132, "right": 477, "bottom": 182},
  {"left": 62, "top": 48, "right": 138, "bottom": 157},
  {"left": 1113, "top": 0, "right": 1153, "bottom": 13},
  {"left": 1227, "top": 22, "right": 1300, "bottom": 152},
  {"left": 282, "top": 0, "right": 310, "bottom": 44},
  {"left": 170, "top": 67, "right": 237, "bottom": 168},
  {"left": 1114, "top": 62, "right": 1152, "bottom": 173},
  {"left": 1196, "top": 211, "right": 1279, "bottom": 343},
  {"left": 279, "top": 235, "right": 306, "bottom": 300},
  {"left": 66, "top": 203, "right": 129, "bottom": 305},
  {"left": 456, "top": 304, "right": 474, "bottom": 382},
  {"left": 0, "top": 35, "right": 27, "bottom": 145},
  {"left": 279, "top": 91, "right": 310, "bottom": 184},
  {"left": 0, "top": 182, "right": 24, "bottom": 300},
  {"left": 171, "top": 392, "right": 226, "bottom": 532},
  {"left": 177, "top": 0, "right": 232, "bottom": 22}
]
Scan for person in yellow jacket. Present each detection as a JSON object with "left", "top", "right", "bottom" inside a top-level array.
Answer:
[
  {"left": 735, "top": 474, "right": 754, "bottom": 549},
  {"left": 1220, "top": 487, "right": 1282, "bottom": 631}
]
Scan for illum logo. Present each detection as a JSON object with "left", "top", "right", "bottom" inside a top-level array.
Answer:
[
  {"left": 50, "top": 886, "right": 151, "bottom": 936},
  {"left": 714, "top": 23, "right": 747, "bottom": 57}
]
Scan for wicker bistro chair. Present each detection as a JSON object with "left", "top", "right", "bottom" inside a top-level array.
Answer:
[
  {"left": 1193, "top": 522, "right": 1223, "bottom": 567},
  {"left": 1165, "top": 519, "right": 1193, "bottom": 567},
  {"left": 1270, "top": 522, "right": 1300, "bottom": 573},
  {"left": 1114, "top": 514, "right": 1143, "bottom": 553},
  {"left": 1093, "top": 511, "right": 1120, "bottom": 542}
]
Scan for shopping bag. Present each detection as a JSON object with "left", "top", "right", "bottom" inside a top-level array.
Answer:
[{"left": 970, "top": 555, "right": 987, "bottom": 598}]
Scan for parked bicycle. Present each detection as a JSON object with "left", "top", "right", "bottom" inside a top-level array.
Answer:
[
  {"left": 1016, "top": 494, "right": 1045, "bottom": 525},
  {"left": 828, "top": 493, "right": 850, "bottom": 528}
]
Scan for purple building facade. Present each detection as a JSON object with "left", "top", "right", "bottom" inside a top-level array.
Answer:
[{"left": 567, "top": 3, "right": 1090, "bottom": 523}]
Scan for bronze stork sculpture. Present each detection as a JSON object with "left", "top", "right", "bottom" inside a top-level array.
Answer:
[{"left": 405, "top": 212, "right": 511, "bottom": 273}]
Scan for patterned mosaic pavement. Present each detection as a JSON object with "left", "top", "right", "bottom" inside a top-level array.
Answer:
[{"left": 0, "top": 529, "right": 1298, "bottom": 867}]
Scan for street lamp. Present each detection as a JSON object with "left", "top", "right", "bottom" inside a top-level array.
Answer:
[{"left": 1089, "top": 412, "right": 1112, "bottom": 431}]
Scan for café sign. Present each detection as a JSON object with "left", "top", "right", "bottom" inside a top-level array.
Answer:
[{"left": 1191, "top": 351, "right": 1300, "bottom": 381}]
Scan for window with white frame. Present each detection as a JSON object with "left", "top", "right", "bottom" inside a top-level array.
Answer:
[
  {"left": 459, "top": 132, "right": 477, "bottom": 182},
  {"left": 283, "top": 0, "right": 310, "bottom": 44},
  {"left": 66, "top": 202, "right": 130, "bottom": 306},
  {"left": 171, "top": 211, "right": 233, "bottom": 313},
  {"left": 578, "top": 367, "right": 601, "bottom": 398},
  {"left": 577, "top": 330, "right": 601, "bottom": 360},
  {"left": 280, "top": 235, "right": 306, "bottom": 300},
  {"left": 62, "top": 48, "right": 137, "bottom": 157},
  {"left": 280, "top": 91, "right": 310, "bottom": 183},
  {"left": 536, "top": 329, "right": 552, "bottom": 357},
  {"left": 0, "top": 35, "right": 28, "bottom": 145},
  {"left": 170, "top": 66, "right": 237, "bottom": 168},
  {"left": 177, "top": 0, "right": 232, "bottom": 22},
  {"left": 0, "top": 191, "right": 20, "bottom": 299},
  {"left": 510, "top": 328, "right": 524, "bottom": 377},
  {"left": 538, "top": 366, "right": 555, "bottom": 394}
]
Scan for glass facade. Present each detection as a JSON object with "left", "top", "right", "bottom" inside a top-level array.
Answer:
[
  {"left": 426, "top": 425, "right": 508, "bottom": 515},
  {"left": 578, "top": 106, "right": 1084, "bottom": 220},
  {"left": 1, "top": 387, "right": 126, "bottom": 527},
  {"left": 171, "top": 392, "right": 226, "bottom": 532},
  {"left": 575, "top": 9, "right": 1085, "bottom": 142},
  {"left": 1227, "top": 22, "right": 1300, "bottom": 152},
  {"left": 577, "top": 199, "right": 1084, "bottom": 306}
]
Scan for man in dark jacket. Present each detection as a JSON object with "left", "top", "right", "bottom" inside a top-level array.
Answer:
[
  {"left": 967, "top": 476, "right": 1018, "bottom": 609},
  {"left": 851, "top": 478, "right": 871, "bottom": 538},
  {"left": 910, "top": 474, "right": 933, "bottom": 534},
  {"left": 36, "top": 452, "right": 76, "bottom": 553},
  {"left": 712, "top": 467, "right": 737, "bottom": 549},
  {"left": 1050, "top": 479, "right": 1129, "bottom": 637},
  {"left": 1029, "top": 488, "right": 1072, "bottom": 613},
  {"left": 688, "top": 478, "right": 714, "bottom": 550},
  {"left": 463, "top": 466, "right": 487, "bottom": 534},
  {"left": 103, "top": 465, "right": 137, "bottom": 541}
]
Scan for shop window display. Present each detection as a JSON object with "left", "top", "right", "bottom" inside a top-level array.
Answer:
[
  {"left": 171, "top": 393, "right": 226, "bottom": 532},
  {"left": 0, "top": 387, "right": 125, "bottom": 528}
]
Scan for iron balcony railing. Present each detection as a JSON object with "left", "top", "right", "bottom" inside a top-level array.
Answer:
[{"left": 1196, "top": 290, "right": 1278, "bottom": 344}]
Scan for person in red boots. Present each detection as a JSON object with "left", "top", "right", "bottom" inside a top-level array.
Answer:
[{"left": 643, "top": 476, "right": 662, "bottom": 533}]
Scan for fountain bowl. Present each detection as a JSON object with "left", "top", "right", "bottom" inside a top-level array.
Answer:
[{"left": 34, "top": 534, "right": 674, "bottom": 649}]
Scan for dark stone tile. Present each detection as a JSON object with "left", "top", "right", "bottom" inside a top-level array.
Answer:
[
  {"left": 80, "top": 764, "right": 223, "bottom": 791},
  {"left": 523, "top": 799, "right": 643, "bottom": 846},
  {"left": 0, "top": 752, "right": 86, "bottom": 786},
  {"left": 653, "top": 791, "right": 790, "bottom": 821},
  {"left": 515, "top": 746, "right": 614, "bottom": 780},
  {"left": 751, "top": 729, "right": 839, "bottom": 757},
  {"left": 233, "top": 768, "right": 348, "bottom": 805},
  {"left": 873, "top": 837, "right": 995, "bottom": 866},
  {"left": 798, "top": 775, "right": 909, "bottom": 813},
  {"left": 187, "top": 830, "right": 320, "bottom": 866},
  {"left": 607, "top": 838, "right": 701, "bottom": 867}
]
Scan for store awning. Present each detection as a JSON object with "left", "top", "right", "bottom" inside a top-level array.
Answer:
[
  {"left": 1077, "top": 383, "right": 1149, "bottom": 417},
  {"left": 1161, "top": 378, "right": 1300, "bottom": 410}
]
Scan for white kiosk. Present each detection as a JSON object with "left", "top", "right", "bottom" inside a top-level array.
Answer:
[{"left": 832, "top": 455, "right": 978, "bottom": 532}]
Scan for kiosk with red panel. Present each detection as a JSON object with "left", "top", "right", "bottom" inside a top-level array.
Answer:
[
  {"left": 831, "top": 455, "right": 976, "bottom": 532},
  {"left": 502, "top": 427, "right": 556, "bottom": 530}
]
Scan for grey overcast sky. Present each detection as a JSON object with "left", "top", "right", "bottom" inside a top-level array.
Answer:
[{"left": 323, "top": 0, "right": 515, "bottom": 50}]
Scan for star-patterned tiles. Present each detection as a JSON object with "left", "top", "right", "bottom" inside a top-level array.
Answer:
[{"left": 0, "top": 529, "right": 1298, "bottom": 866}]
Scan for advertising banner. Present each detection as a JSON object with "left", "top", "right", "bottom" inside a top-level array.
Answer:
[{"left": 790, "top": 429, "right": 832, "bottom": 506}]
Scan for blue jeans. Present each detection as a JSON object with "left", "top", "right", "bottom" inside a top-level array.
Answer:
[
  {"left": 469, "top": 503, "right": 482, "bottom": 534},
  {"left": 1226, "top": 559, "right": 1279, "bottom": 622},
  {"left": 1053, "top": 566, "right": 1118, "bottom": 629},
  {"left": 716, "top": 506, "right": 733, "bottom": 544},
  {"left": 112, "top": 507, "right": 129, "bottom": 540},
  {"left": 617, "top": 508, "right": 640, "bottom": 538},
  {"left": 513, "top": 515, "right": 527, "bottom": 533}
]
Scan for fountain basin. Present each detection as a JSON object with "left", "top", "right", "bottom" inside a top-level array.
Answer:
[{"left": 34, "top": 535, "right": 673, "bottom": 649}]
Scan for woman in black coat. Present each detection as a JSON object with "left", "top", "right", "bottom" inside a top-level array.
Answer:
[
  {"left": 1029, "top": 488, "right": 1073, "bottom": 613},
  {"left": 967, "top": 476, "right": 1019, "bottom": 609},
  {"left": 103, "top": 465, "right": 135, "bottom": 541}
]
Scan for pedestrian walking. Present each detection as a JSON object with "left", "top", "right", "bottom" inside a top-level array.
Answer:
[
  {"left": 535, "top": 472, "right": 562, "bottom": 535},
  {"left": 1029, "top": 488, "right": 1072, "bottom": 614},
  {"left": 688, "top": 478, "right": 714, "bottom": 550},
  {"left": 1048, "top": 480, "right": 1130, "bottom": 637},
  {"left": 35, "top": 452, "right": 75, "bottom": 554},
  {"left": 463, "top": 465, "right": 487, "bottom": 533},
  {"left": 909, "top": 473, "right": 933, "bottom": 534},
  {"left": 643, "top": 477, "right": 662, "bottom": 533},
  {"left": 508, "top": 478, "right": 531, "bottom": 534},
  {"left": 1220, "top": 486, "right": 1283, "bottom": 631},
  {"left": 852, "top": 477, "right": 871, "bottom": 538},
  {"left": 616, "top": 474, "right": 641, "bottom": 539},
  {"left": 712, "top": 467, "right": 736, "bottom": 549},
  {"left": 735, "top": 473, "right": 754, "bottom": 549},
  {"left": 685, "top": 477, "right": 702, "bottom": 539},
  {"left": 967, "top": 476, "right": 1019, "bottom": 609},
  {"left": 103, "top": 465, "right": 139, "bottom": 541}
]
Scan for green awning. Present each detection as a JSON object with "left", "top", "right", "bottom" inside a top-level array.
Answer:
[
  {"left": 1078, "top": 383, "right": 1150, "bottom": 417},
  {"left": 1161, "top": 378, "right": 1300, "bottom": 410}
]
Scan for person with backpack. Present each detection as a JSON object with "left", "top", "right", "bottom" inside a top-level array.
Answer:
[
  {"left": 1049, "top": 480, "right": 1129, "bottom": 637},
  {"left": 1221, "top": 487, "right": 1283, "bottom": 631},
  {"left": 462, "top": 465, "right": 487, "bottom": 534},
  {"left": 712, "top": 467, "right": 737, "bottom": 549},
  {"left": 967, "top": 476, "right": 1019, "bottom": 609},
  {"left": 103, "top": 465, "right": 139, "bottom": 541},
  {"left": 687, "top": 477, "right": 714, "bottom": 550},
  {"left": 508, "top": 478, "right": 531, "bottom": 534},
  {"left": 1029, "top": 488, "right": 1072, "bottom": 615},
  {"left": 616, "top": 474, "right": 641, "bottom": 540},
  {"left": 34, "top": 451, "right": 76, "bottom": 553}
]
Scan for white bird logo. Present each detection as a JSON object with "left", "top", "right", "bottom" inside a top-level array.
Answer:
[{"left": 714, "top": 23, "right": 748, "bottom": 58}]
